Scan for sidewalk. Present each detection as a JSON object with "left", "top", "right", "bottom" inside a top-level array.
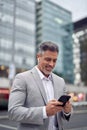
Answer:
[
  {"left": 66, "top": 127, "right": 87, "bottom": 130},
  {"left": 73, "top": 103, "right": 87, "bottom": 114}
]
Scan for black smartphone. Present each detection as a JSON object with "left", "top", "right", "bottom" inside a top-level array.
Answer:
[{"left": 58, "top": 95, "right": 71, "bottom": 107}]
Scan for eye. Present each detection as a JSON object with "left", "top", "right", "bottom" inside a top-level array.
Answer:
[
  {"left": 45, "top": 58, "right": 57, "bottom": 63},
  {"left": 45, "top": 58, "right": 51, "bottom": 61},
  {"left": 53, "top": 59, "right": 57, "bottom": 63}
]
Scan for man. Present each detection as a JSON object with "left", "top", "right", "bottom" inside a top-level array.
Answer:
[{"left": 8, "top": 41, "right": 72, "bottom": 130}]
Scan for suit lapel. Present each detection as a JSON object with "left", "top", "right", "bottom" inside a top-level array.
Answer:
[
  {"left": 31, "top": 67, "right": 48, "bottom": 104},
  {"left": 52, "top": 73, "right": 59, "bottom": 100}
]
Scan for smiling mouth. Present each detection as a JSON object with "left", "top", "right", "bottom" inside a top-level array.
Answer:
[{"left": 46, "top": 67, "right": 53, "bottom": 71}]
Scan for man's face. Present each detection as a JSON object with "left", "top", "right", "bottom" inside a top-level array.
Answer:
[{"left": 37, "top": 50, "right": 58, "bottom": 77}]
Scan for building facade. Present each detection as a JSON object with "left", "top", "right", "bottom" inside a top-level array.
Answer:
[
  {"left": 36, "top": 0, "right": 74, "bottom": 83},
  {"left": 0, "top": 0, "right": 36, "bottom": 77},
  {"left": 73, "top": 17, "right": 87, "bottom": 86},
  {"left": 0, "top": 0, "right": 74, "bottom": 83}
]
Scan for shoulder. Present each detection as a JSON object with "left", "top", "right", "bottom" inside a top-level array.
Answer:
[
  {"left": 52, "top": 73, "right": 65, "bottom": 84},
  {"left": 12, "top": 70, "right": 32, "bottom": 88},
  {"left": 52, "top": 73, "right": 67, "bottom": 92},
  {"left": 15, "top": 70, "right": 30, "bottom": 78},
  {"left": 14, "top": 67, "right": 37, "bottom": 81},
  {"left": 52, "top": 73, "right": 64, "bottom": 80}
]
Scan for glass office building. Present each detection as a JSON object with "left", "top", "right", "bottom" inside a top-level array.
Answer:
[
  {"left": 73, "top": 17, "right": 87, "bottom": 86},
  {"left": 0, "top": 0, "right": 36, "bottom": 77},
  {"left": 0, "top": 0, "right": 74, "bottom": 83},
  {"left": 36, "top": 0, "right": 74, "bottom": 83}
]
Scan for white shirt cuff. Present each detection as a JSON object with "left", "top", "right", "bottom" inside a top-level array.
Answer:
[
  {"left": 63, "top": 111, "right": 71, "bottom": 116},
  {"left": 43, "top": 106, "right": 48, "bottom": 119}
]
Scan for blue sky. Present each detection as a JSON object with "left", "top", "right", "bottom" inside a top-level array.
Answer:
[{"left": 50, "top": 0, "right": 87, "bottom": 21}]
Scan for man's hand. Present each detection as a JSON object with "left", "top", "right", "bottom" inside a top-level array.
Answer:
[
  {"left": 46, "top": 99, "right": 63, "bottom": 116},
  {"left": 63, "top": 101, "right": 72, "bottom": 114}
]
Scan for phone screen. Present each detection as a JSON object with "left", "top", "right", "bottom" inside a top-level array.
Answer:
[{"left": 58, "top": 95, "right": 71, "bottom": 107}]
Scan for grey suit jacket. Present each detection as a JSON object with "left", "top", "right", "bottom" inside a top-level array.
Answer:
[{"left": 8, "top": 67, "right": 69, "bottom": 130}]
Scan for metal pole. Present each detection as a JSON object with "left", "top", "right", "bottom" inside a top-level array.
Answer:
[
  {"left": 0, "top": 2, "right": 3, "bottom": 53},
  {"left": 12, "top": 0, "right": 16, "bottom": 63},
  {"left": 8, "top": 0, "right": 16, "bottom": 85}
]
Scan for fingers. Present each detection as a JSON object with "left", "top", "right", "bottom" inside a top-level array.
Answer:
[
  {"left": 46, "top": 99, "right": 63, "bottom": 116},
  {"left": 63, "top": 102, "right": 72, "bottom": 113},
  {"left": 46, "top": 99, "right": 72, "bottom": 116},
  {"left": 49, "top": 99, "right": 63, "bottom": 106}
]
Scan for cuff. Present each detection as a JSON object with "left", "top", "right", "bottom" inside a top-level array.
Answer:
[
  {"left": 43, "top": 106, "right": 48, "bottom": 119},
  {"left": 63, "top": 111, "right": 71, "bottom": 116}
]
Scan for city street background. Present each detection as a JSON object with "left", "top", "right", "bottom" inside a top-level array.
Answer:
[{"left": 0, "top": 107, "right": 87, "bottom": 130}]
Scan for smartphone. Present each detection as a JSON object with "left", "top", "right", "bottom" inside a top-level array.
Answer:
[{"left": 58, "top": 95, "right": 71, "bottom": 107}]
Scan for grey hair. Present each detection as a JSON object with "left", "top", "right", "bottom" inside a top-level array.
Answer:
[{"left": 37, "top": 41, "right": 59, "bottom": 54}]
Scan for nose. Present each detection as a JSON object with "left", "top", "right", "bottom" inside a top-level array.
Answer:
[{"left": 49, "top": 60, "right": 55, "bottom": 67}]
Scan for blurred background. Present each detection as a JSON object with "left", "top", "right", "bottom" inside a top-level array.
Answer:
[
  {"left": 0, "top": 0, "right": 87, "bottom": 108},
  {"left": 0, "top": 0, "right": 87, "bottom": 126}
]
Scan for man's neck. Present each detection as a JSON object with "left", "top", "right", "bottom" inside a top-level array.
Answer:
[{"left": 36, "top": 65, "right": 50, "bottom": 78}]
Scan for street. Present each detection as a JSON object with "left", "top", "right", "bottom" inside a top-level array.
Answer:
[
  {"left": 0, "top": 109, "right": 87, "bottom": 130},
  {"left": 63, "top": 111, "right": 87, "bottom": 130}
]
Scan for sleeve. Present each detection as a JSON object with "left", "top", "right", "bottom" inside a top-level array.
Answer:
[
  {"left": 43, "top": 106, "right": 48, "bottom": 119},
  {"left": 59, "top": 78, "right": 72, "bottom": 121},
  {"left": 8, "top": 74, "right": 44, "bottom": 125}
]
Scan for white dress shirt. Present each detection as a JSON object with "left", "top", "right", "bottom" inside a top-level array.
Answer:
[{"left": 35, "top": 66, "right": 58, "bottom": 130}]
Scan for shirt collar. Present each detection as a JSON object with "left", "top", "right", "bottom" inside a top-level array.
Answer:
[{"left": 35, "top": 66, "right": 52, "bottom": 81}]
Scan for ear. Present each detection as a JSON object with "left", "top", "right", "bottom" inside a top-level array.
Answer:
[
  {"left": 36, "top": 53, "right": 41, "bottom": 59},
  {"left": 36, "top": 54, "right": 40, "bottom": 62},
  {"left": 36, "top": 54, "right": 39, "bottom": 59}
]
